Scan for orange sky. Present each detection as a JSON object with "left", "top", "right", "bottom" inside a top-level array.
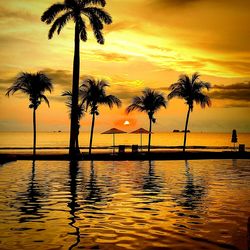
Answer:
[{"left": 0, "top": 0, "right": 249, "bottom": 132}]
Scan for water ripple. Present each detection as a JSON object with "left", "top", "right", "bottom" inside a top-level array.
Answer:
[{"left": 0, "top": 159, "right": 249, "bottom": 249}]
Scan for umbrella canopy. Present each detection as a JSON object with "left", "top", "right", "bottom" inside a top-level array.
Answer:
[
  {"left": 130, "top": 128, "right": 150, "bottom": 134},
  {"left": 102, "top": 128, "right": 127, "bottom": 134},
  {"left": 130, "top": 127, "right": 151, "bottom": 151},
  {"left": 102, "top": 128, "right": 126, "bottom": 153}
]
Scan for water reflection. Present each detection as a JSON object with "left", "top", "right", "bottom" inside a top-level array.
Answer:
[
  {"left": 133, "top": 161, "right": 164, "bottom": 205},
  {"left": 143, "top": 161, "right": 163, "bottom": 194},
  {"left": 18, "top": 161, "right": 45, "bottom": 223},
  {"left": 68, "top": 160, "right": 81, "bottom": 250},
  {"left": 84, "top": 161, "right": 103, "bottom": 205},
  {"left": 175, "top": 160, "right": 206, "bottom": 210}
]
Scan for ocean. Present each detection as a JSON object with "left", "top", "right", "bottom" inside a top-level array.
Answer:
[{"left": 0, "top": 131, "right": 249, "bottom": 153}]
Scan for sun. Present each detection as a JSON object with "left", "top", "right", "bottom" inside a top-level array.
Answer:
[{"left": 124, "top": 120, "right": 130, "bottom": 126}]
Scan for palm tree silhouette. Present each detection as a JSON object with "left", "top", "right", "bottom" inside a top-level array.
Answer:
[
  {"left": 168, "top": 73, "right": 211, "bottom": 152},
  {"left": 80, "top": 77, "right": 121, "bottom": 155},
  {"left": 6, "top": 72, "right": 53, "bottom": 157},
  {"left": 126, "top": 88, "right": 166, "bottom": 152},
  {"left": 41, "top": 0, "right": 112, "bottom": 157},
  {"left": 62, "top": 90, "right": 85, "bottom": 153}
]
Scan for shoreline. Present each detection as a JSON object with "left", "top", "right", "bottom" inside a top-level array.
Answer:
[{"left": 1, "top": 151, "right": 250, "bottom": 163}]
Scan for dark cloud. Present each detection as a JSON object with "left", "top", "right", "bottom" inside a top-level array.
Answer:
[
  {"left": 210, "top": 82, "right": 250, "bottom": 102},
  {"left": 157, "top": 82, "right": 250, "bottom": 102},
  {"left": 213, "top": 82, "right": 250, "bottom": 90},
  {"left": 150, "top": 0, "right": 199, "bottom": 7},
  {"left": 42, "top": 68, "right": 72, "bottom": 88}
]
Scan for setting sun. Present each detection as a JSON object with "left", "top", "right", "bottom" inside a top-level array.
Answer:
[{"left": 124, "top": 120, "right": 130, "bottom": 126}]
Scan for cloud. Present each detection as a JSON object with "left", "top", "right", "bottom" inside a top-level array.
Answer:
[
  {"left": 213, "top": 82, "right": 250, "bottom": 90},
  {"left": 149, "top": 0, "right": 199, "bottom": 7},
  {"left": 0, "top": 6, "right": 37, "bottom": 22},
  {"left": 90, "top": 51, "right": 129, "bottom": 62},
  {"left": 210, "top": 82, "right": 250, "bottom": 102}
]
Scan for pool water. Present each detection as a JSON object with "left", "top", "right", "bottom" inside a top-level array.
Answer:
[{"left": 0, "top": 160, "right": 249, "bottom": 249}]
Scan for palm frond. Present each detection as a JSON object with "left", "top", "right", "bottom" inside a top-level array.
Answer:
[
  {"left": 84, "top": 7, "right": 112, "bottom": 24},
  {"left": 6, "top": 72, "right": 53, "bottom": 109},
  {"left": 126, "top": 88, "right": 166, "bottom": 115},
  {"left": 101, "top": 95, "right": 121, "bottom": 108},
  {"left": 41, "top": 3, "right": 67, "bottom": 24},
  {"left": 84, "top": 0, "right": 106, "bottom": 7},
  {"left": 48, "top": 12, "right": 72, "bottom": 39},
  {"left": 88, "top": 15, "right": 104, "bottom": 44},
  {"left": 40, "top": 94, "right": 50, "bottom": 107},
  {"left": 78, "top": 17, "right": 87, "bottom": 41},
  {"left": 168, "top": 72, "right": 211, "bottom": 109}
]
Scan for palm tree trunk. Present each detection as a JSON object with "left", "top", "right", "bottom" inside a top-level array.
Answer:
[
  {"left": 69, "top": 23, "right": 80, "bottom": 157},
  {"left": 148, "top": 118, "right": 152, "bottom": 152},
  {"left": 183, "top": 106, "right": 191, "bottom": 152},
  {"left": 76, "top": 128, "right": 80, "bottom": 154},
  {"left": 33, "top": 108, "right": 36, "bottom": 158},
  {"left": 89, "top": 113, "right": 95, "bottom": 155}
]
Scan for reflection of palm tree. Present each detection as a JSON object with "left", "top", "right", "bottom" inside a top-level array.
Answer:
[
  {"left": 178, "top": 160, "right": 206, "bottom": 210},
  {"left": 62, "top": 91, "right": 85, "bottom": 153},
  {"left": 19, "top": 161, "right": 45, "bottom": 223},
  {"left": 80, "top": 78, "right": 122, "bottom": 154},
  {"left": 85, "top": 161, "right": 103, "bottom": 204},
  {"left": 168, "top": 73, "right": 211, "bottom": 152},
  {"left": 6, "top": 72, "right": 53, "bottom": 157},
  {"left": 68, "top": 160, "right": 81, "bottom": 250},
  {"left": 41, "top": 0, "right": 112, "bottom": 157},
  {"left": 126, "top": 89, "right": 167, "bottom": 152},
  {"left": 143, "top": 161, "right": 162, "bottom": 195}
]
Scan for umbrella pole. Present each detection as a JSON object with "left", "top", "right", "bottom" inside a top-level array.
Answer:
[{"left": 113, "top": 133, "right": 115, "bottom": 154}]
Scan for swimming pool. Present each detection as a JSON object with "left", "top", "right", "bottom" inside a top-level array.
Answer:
[{"left": 0, "top": 160, "right": 249, "bottom": 249}]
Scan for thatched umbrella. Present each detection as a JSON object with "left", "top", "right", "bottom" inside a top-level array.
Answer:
[
  {"left": 102, "top": 128, "right": 126, "bottom": 154},
  {"left": 130, "top": 127, "right": 150, "bottom": 151}
]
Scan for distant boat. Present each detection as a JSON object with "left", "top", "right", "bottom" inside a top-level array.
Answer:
[
  {"left": 173, "top": 129, "right": 180, "bottom": 133},
  {"left": 181, "top": 130, "right": 190, "bottom": 133}
]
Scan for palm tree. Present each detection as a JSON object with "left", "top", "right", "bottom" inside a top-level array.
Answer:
[
  {"left": 6, "top": 72, "right": 53, "bottom": 157},
  {"left": 62, "top": 90, "right": 85, "bottom": 153},
  {"left": 126, "top": 88, "right": 167, "bottom": 152},
  {"left": 168, "top": 72, "right": 211, "bottom": 152},
  {"left": 80, "top": 77, "right": 121, "bottom": 155},
  {"left": 41, "top": 0, "right": 112, "bottom": 157}
]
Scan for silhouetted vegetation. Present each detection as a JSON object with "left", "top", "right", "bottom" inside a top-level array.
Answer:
[
  {"left": 6, "top": 72, "right": 53, "bottom": 157},
  {"left": 168, "top": 73, "right": 211, "bottom": 152},
  {"left": 80, "top": 77, "right": 122, "bottom": 154},
  {"left": 126, "top": 88, "right": 166, "bottom": 152},
  {"left": 41, "top": 0, "right": 112, "bottom": 157}
]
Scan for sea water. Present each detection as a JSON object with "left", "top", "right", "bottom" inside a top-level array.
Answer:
[{"left": 0, "top": 132, "right": 249, "bottom": 153}]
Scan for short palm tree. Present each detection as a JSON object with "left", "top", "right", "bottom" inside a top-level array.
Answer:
[
  {"left": 62, "top": 90, "right": 85, "bottom": 153},
  {"left": 41, "top": 0, "right": 112, "bottom": 157},
  {"left": 80, "top": 77, "right": 121, "bottom": 154},
  {"left": 168, "top": 72, "right": 211, "bottom": 152},
  {"left": 6, "top": 72, "right": 53, "bottom": 157},
  {"left": 126, "top": 88, "right": 167, "bottom": 152}
]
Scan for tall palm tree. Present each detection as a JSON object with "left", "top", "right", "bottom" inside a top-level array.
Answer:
[
  {"left": 80, "top": 77, "right": 121, "bottom": 154},
  {"left": 6, "top": 72, "right": 53, "bottom": 157},
  {"left": 41, "top": 0, "right": 112, "bottom": 157},
  {"left": 168, "top": 72, "right": 211, "bottom": 152},
  {"left": 62, "top": 90, "right": 85, "bottom": 153},
  {"left": 126, "top": 88, "right": 167, "bottom": 152}
]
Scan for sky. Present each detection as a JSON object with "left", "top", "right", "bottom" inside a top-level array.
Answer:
[{"left": 0, "top": 0, "right": 250, "bottom": 133}]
